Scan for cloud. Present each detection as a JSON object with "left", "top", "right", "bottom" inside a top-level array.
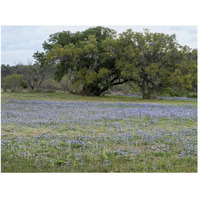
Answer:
[
  {"left": 1, "top": 26, "right": 198, "bottom": 65},
  {"left": 188, "top": 29, "right": 197, "bottom": 35},
  {"left": 169, "top": 26, "right": 185, "bottom": 31},
  {"left": 1, "top": 26, "right": 93, "bottom": 65},
  {"left": 1, "top": 49, "right": 35, "bottom": 65}
]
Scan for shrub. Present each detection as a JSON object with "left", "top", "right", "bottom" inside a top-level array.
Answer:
[
  {"left": 20, "top": 80, "right": 28, "bottom": 89},
  {"left": 3, "top": 73, "right": 24, "bottom": 91},
  {"left": 40, "top": 78, "right": 62, "bottom": 90},
  {"left": 60, "top": 74, "right": 83, "bottom": 94},
  {"left": 185, "top": 92, "right": 197, "bottom": 98},
  {"left": 160, "top": 88, "right": 183, "bottom": 97}
]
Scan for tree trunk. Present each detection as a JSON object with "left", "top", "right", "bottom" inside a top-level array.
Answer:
[
  {"left": 82, "top": 84, "right": 109, "bottom": 96},
  {"left": 141, "top": 80, "right": 146, "bottom": 99},
  {"left": 142, "top": 89, "right": 152, "bottom": 99}
]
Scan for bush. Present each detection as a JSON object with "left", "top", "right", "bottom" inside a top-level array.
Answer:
[
  {"left": 170, "top": 90, "right": 182, "bottom": 97},
  {"left": 185, "top": 92, "right": 197, "bottom": 98},
  {"left": 2, "top": 83, "right": 7, "bottom": 92},
  {"left": 160, "top": 88, "right": 182, "bottom": 97},
  {"left": 60, "top": 74, "right": 83, "bottom": 94},
  {"left": 20, "top": 80, "right": 28, "bottom": 89},
  {"left": 39, "top": 78, "right": 62, "bottom": 90},
  {"left": 3, "top": 73, "right": 24, "bottom": 91}
]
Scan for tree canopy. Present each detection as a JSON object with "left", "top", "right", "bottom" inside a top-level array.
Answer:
[{"left": 33, "top": 26, "right": 197, "bottom": 98}]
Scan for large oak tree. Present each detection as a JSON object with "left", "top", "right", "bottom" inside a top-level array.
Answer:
[{"left": 33, "top": 27, "right": 197, "bottom": 98}]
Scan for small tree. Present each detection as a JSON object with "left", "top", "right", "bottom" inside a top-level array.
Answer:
[
  {"left": 3, "top": 73, "right": 24, "bottom": 91},
  {"left": 60, "top": 74, "right": 71, "bottom": 92},
  {"left": 40, "top": 78, "right": 62, "bottom": 91},
  {"left": 25, "top": 64, "right": 45, "bottom": 91}
]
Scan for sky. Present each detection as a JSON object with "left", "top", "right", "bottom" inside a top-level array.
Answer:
[
  {"left": 1, "top": 25, "right": 198, "bottom": 66},
  {"left": 0, "top": 1, "right": 200, "bottom": 199}
]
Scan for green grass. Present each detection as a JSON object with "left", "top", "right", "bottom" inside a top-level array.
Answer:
[
  {"left": 1, "top": 91, "right": 197, "bottom": 105},
  {"left": 1, "top": 91, "right": 197, "bottom": 172}
]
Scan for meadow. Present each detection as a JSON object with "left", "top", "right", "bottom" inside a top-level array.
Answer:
[{"left": 1, "top": 92, "right": 197, "bottom": 172}]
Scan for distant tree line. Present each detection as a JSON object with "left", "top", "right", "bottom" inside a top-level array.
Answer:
[
  {"left": 1, "top": 64, "right": 61, "bottom": 91},
  {"left": 1, "top": 26, "right": 197, "bottom": 99}
]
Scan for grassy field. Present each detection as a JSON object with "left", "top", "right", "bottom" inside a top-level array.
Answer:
[
  {"left": 1, "top": 92, "right": 197, "bottom": 172},
  {"left": 1, "top": 91, "right": 197, "bottom": 105}
]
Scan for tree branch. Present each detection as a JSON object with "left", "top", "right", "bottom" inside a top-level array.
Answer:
[{"left": 111, "top": 78, "right": 134, "bottom": 86}]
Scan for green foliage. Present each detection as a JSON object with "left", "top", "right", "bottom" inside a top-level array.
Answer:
[
  {"left": 3, "top": 73, "right": 24, "bottom": 91},
  {"left": 40, "top": 78, "right": 62, "bottom": 91},
  {"left": 20, "top": 80, "right": 28, "bottom": 89},
  {"left": 25, "top": 64, "right": 46, "bottom": 91},
  {"left": 41, "top": 27, "right": 119, "bottom": 96},
  {"left": 1, "top": 64, "right": 58, "bottom": 91},
  {"left": 116, "top": 29, "right": 188, "bottom": 98},
  {"left": 163, "top": 88, "right": 183, "bottom": 97},
  {"left": 86, "top": 71, "right": 98, "bottom": 84},
  {"left": 33, "top": 51, "right": 45, "bottom": 66},
  {"left": 184, "top": 91, "right": 197, "bottom": 98},
  {"left": 2, "top": 84, "right": 7, "bottom": 92},
  {"left": 33, "top": 27, "right": 197, "bottom": 98}
]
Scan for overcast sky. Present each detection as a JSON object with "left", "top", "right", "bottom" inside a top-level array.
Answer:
[{"left": 1, "top": 25, "right": 198, "bottom": 66}]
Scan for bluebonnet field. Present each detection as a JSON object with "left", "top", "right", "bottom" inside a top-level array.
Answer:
[{"left": 1, "top": 99, "right": 197, "bottom": 172}]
